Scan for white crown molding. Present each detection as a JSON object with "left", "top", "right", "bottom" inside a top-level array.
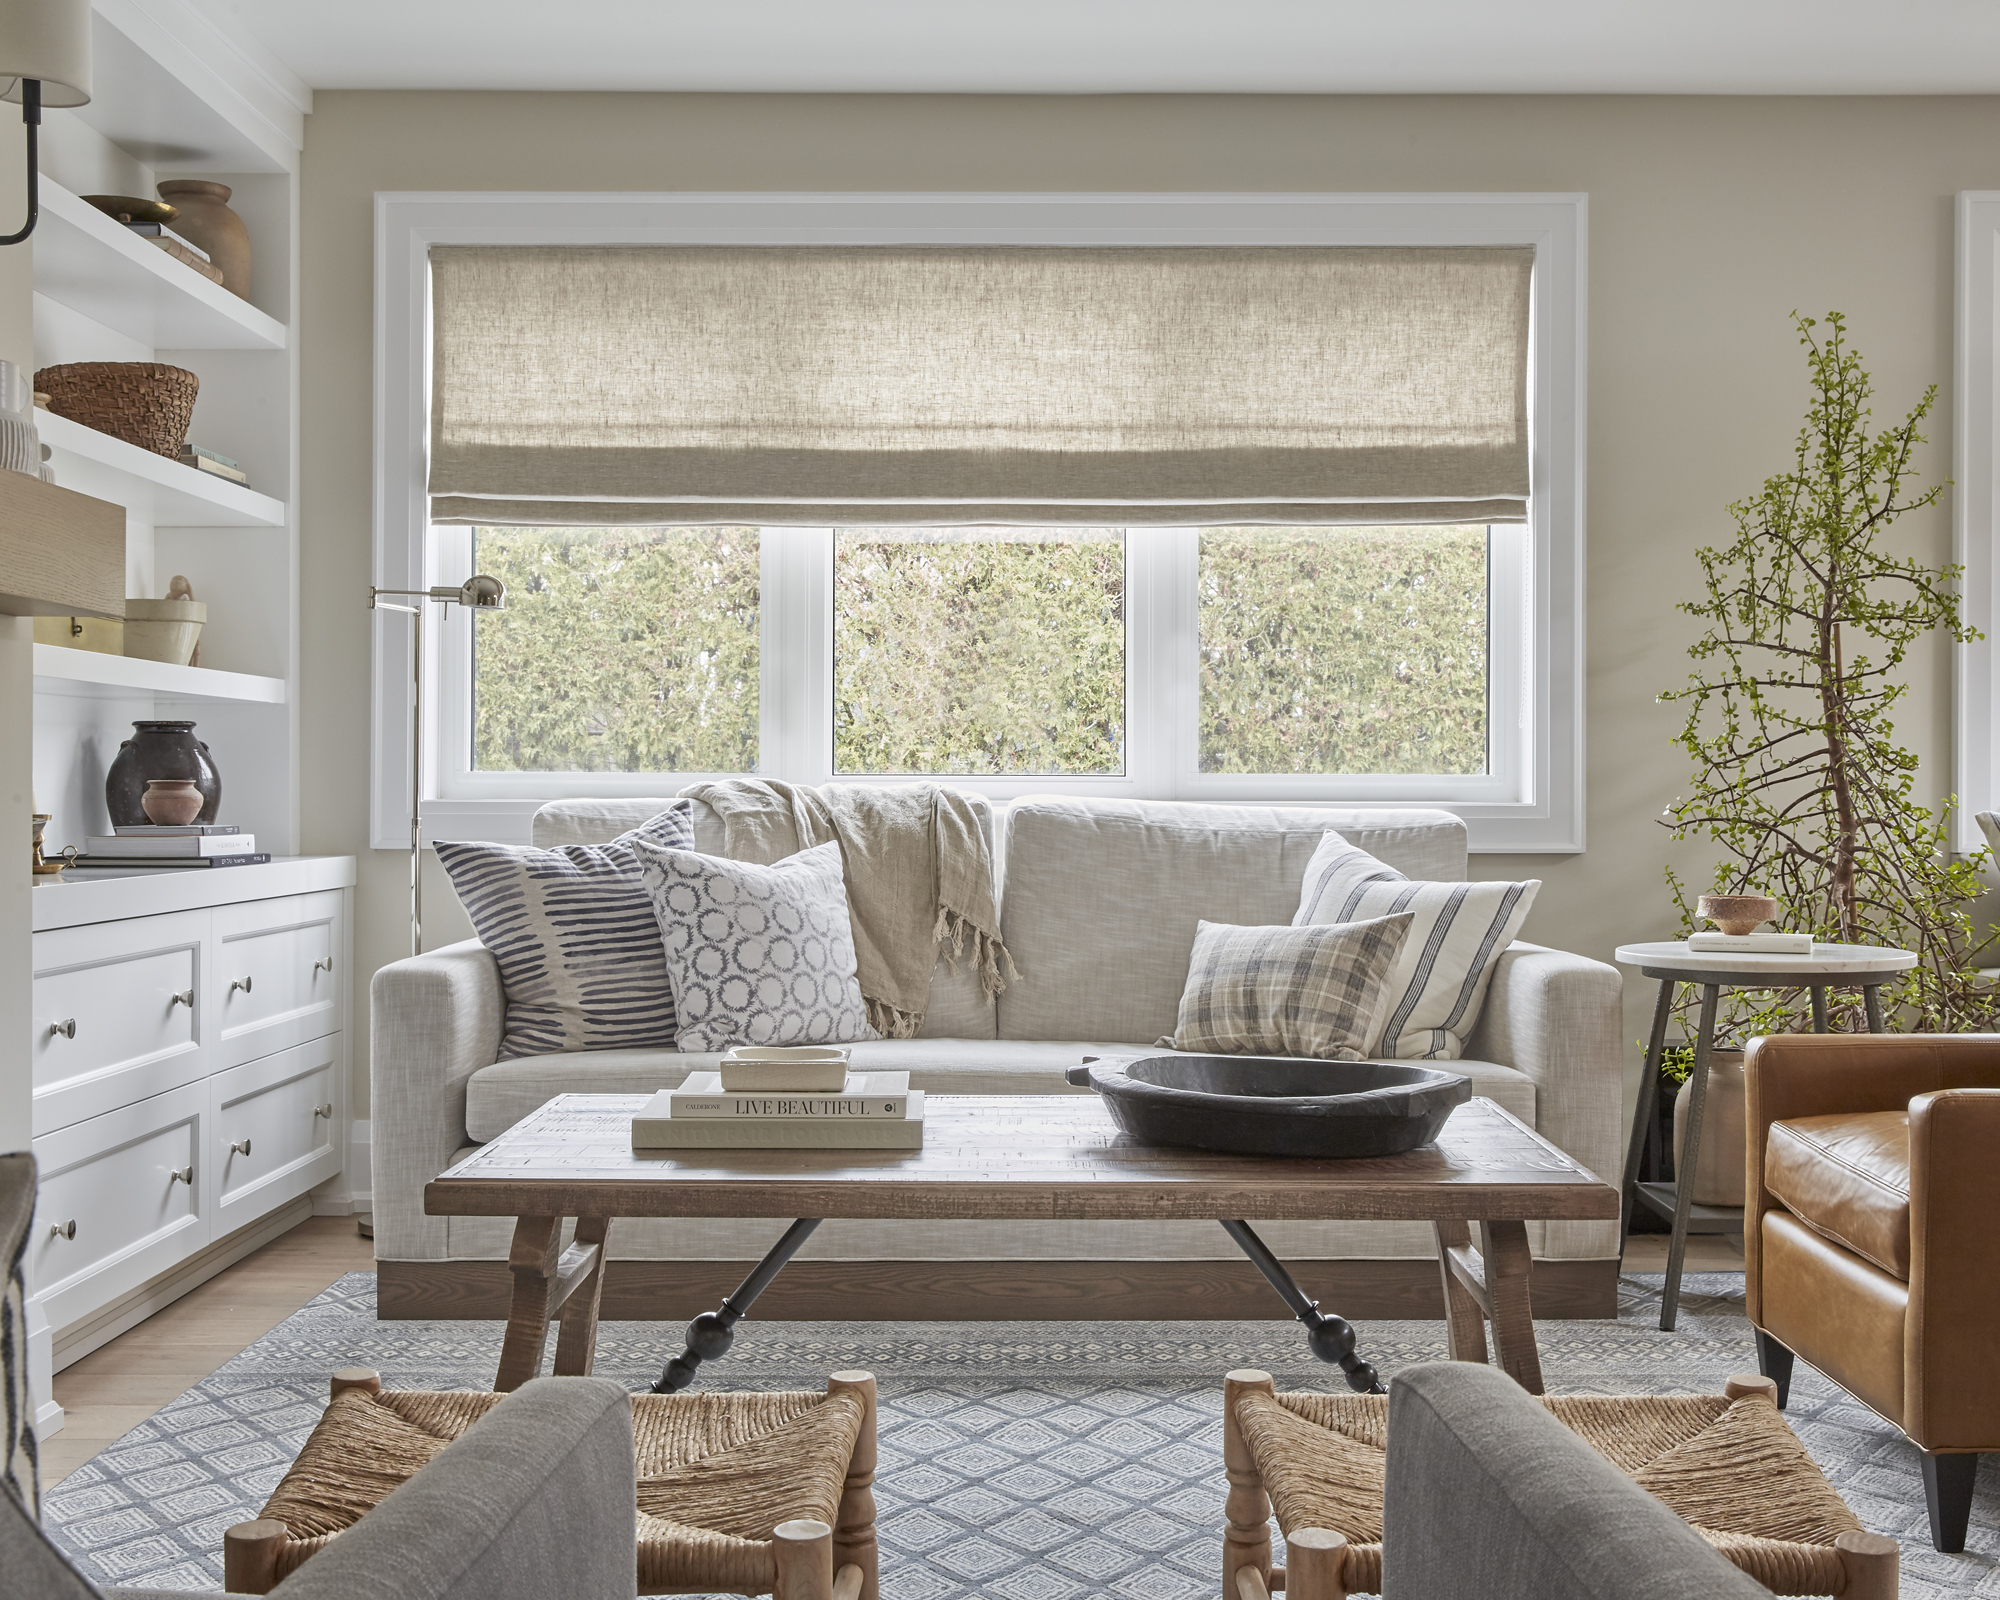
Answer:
[{"left": 95, "top": 0, "right": 311, "bottom": 160}]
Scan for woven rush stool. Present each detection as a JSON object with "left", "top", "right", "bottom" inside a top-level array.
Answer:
[
  {"left": 1222, "top": 1369, "right": 1899, "bottom": 1600},
  {"left": 224, "top": 1367, "right": 879, "bottom": 1600}
]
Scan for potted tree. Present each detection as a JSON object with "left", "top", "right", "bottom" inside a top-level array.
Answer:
[{"left": 1659, "top": 313, "right": 1998, "bottom": 1194}]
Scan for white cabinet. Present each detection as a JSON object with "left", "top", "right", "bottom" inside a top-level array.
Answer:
[{"left": 27, "top": 862, "right": 354, "bottom": 1353}]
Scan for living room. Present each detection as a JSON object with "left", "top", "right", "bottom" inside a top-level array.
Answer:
[{"left": 2, "top": 3, "right": 1995, "bottom": 1597}]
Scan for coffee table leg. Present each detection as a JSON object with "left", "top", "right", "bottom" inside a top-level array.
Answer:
[
  {"left": 652, "top": 1218, "right": 823, "bottom": 1394},
  {"left": 1480, "top": 1220, "right": 1544, "bottom": 1395},
  {"left": 1432, "top": 1220, "right": 1490, "bottom": 1366},
  {"left": 497, "top": 1214, "right": 564, "bottom": 1392},
  {"left": 553, "top": 1216, "right": 611, "bottom": 1376},
  {"left": 1218, "top": 1220, "right": 1384, "bottom": 1394}
]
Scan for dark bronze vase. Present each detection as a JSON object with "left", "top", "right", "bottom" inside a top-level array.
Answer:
[{"left": 105, "top": 721, "right": 222, "bottom": 826}]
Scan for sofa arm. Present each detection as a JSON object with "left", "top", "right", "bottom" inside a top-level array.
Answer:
[
  {"left": 1461, "top": 940, "right": 1624, "bottom": 1260},
  {"left": 369, "top": 939, "right": 505, "bottom": 1261},
  {"left": 1906, "top": 1087, "right": 2000, "bottom": 1449},
  {"left": 272, "top": 1378, "right": 635, "bottom": 1600}
]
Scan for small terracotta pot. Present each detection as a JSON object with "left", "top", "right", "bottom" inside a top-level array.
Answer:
[
  {"left": 155, "top": 180, "right": 251, "bottom": 299},
  {"left": 1697, "top": 893, "right": 1780, "bottom": 937},
  {"left": 1673, "top": 1050, "right": 1747, "bottom": 1206},
  {"left": 142, "top": 778, "right": 204, "bottom": 826}
]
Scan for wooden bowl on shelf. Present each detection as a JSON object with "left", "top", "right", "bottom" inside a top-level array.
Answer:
[{"left": 1697, "top": 893, "right": 1780, "bottom": 937}]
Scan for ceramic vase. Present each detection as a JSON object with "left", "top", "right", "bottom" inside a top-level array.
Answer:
[
  {"left": 105, "top": 720, "right": 221, "bottom": 827},
  {"left": 1672, "top": 1049, "right": 1746, "bottom": 1207},
  {"left": 154, "top": 181, "right": 251, "bottom": 299},
  {"left": 141, "top": 778, "right": 204, "bottom": 825}
]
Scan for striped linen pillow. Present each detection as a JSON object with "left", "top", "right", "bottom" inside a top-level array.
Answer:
[
  {"left": 435, "top": 803, "right": 697, "bottom": 1060},
  {"left": 1157, "top": 914, "right": 1413, "bottom": 1060},
  {"left": 1293, "top": 832, "right": 1539, "bottom": 1062}
]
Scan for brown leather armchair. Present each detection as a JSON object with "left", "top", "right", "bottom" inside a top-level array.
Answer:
[{"left": 1745, "top": 1033, "right": 1999, "bottom": 1552}]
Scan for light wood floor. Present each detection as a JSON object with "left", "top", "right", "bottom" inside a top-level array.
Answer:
[
  {"left": 43, "top": 1216, "right": 374, "bottom": 1485},
  {"left": 40, "top": 1218, "right": 1744, "bottom": 1486}
]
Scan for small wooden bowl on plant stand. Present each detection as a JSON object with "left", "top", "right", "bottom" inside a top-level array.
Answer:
[{"left": 1697, "top": 894, "right": 1779, "bottom": 937}]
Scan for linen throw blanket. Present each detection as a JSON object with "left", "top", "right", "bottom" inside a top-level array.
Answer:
[{"left": 679, "top": 780, "right": 1017, "bottom": 1038}]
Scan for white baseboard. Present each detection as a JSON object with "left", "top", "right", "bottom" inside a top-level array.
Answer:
[
  {"left": 37, "top": 1397, "right": 65, "bottom": 1437},
  {"left": 29, "top": 1296, "right": 60, "bottom": 1439},
  {"left": 311, "top": 1119, "right": 371, "bottom": 1215},
  {"left": 49, "top": 1196, "right": 315, "bottom": 1371}
]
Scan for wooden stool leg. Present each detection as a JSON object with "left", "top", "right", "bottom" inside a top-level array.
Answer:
[
  {"left": 1723, "top": 1373, "right": 1778, "bottom": 1405},
  {"left": 224, "top": 1519, "right": 289, "bottom": 1595},
  {"left": 773, "top": 1518, "right": 835, "bottom": 1600},
  {"left": 330, "top": 1367, "right": 381, "bottom": 1401},
  {"left": 1285, "top": 1529, "right": 1349, "bottom": 1600},
  {"left": 1432, "top": 1220, "right": 1489, "bottom": 1366},
  {"left": 1479, "top": 1220, "right": 1544, "bottom": 1395},
  {"left": 827, "top": 1371, "right": 879, "bottom": 1600},
  {"left": 1224, "top": 1369, "right": 1275, "bottom": 1600},
  {"left": 496, "top": 1214, "right": 563, "bottom": 1391},
  {"left": 1834, "top": 1530, "right": 1899, "bottom": 1600}
]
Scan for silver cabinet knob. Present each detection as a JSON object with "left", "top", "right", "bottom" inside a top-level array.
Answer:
[
  {"left": 49, "top": 1219, "right": 75, "bottom": 1240},
  {"left": 169, "top": 1166, "right": 194, "bottom": 1185},
  {"left": 313, "top": 1102, "right": 334, "bottom": 1119},
  {"left": 313, "top": 957, "right": 334, "bottom": 975},
  {"left": 169, "top": 989, "right": 195, "bottom": 1008},
  {"left": 229, "top": 976, "right": 253, "bottom": 996},
  {"left": 48, "top": 1019, "right": 75, "bottom": 1039},
  {"left": 230, "top": 1138, "right": 252, "bottom": 1156}
]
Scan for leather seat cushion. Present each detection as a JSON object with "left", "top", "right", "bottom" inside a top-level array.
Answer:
[{"left": 1765, "top": 1108, "right": 1911, "bottom": 1280}]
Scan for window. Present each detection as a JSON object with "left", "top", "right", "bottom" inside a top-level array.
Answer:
[{"left": 379, "top": 193, "right": 1584, "bottom": 851}]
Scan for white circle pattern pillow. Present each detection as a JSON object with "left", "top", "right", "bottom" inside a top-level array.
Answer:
[{"left": 633, "top": 838, "right": 876, "bottom": 1051}]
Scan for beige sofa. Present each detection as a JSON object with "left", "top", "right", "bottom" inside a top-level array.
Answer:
[{"left": 370, "top": 797, "right": 1626, "bottom": 1320}]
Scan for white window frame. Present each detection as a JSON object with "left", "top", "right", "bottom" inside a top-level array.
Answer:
[
  {"left": 1956, "top": 191, "right": 2000, "bottom": 851},
  {"left": 374, "top": 191, "right": 1587, "bottom": 852}
]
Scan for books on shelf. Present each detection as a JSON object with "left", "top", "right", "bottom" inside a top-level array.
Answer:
[
  {"left": 666, "top": 1071, "right": 909, "bottom": 1118},
  {"left": 179, "top": 444, "right": 248, "bottom": 484},
  {"left": 63, "top": 852, "right": 270, "bottom": 873},
  {"left": 630, "top": 1090, "right": 924, "bottom": 1150},
  {"left": 88, "top": 831, "right": 254, "bottom": 857},
  {"left": 113, "top": 823, "right": 242, "bottom": 835},
  {"left": 1687, "top": 932, "right": 1816, "bottom": 954}
]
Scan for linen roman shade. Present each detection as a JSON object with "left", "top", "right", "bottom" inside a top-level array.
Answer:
[{"left": 428, "top": 244, "right": 1534, "bottom": 527}]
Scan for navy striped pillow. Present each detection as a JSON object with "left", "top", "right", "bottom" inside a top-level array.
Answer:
[{"left": 436, "top": 804, "right": 696, "bottom": 1060}]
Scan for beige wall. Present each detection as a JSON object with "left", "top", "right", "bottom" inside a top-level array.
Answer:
[{"left": 300, "top": 91, "right": 2000, "bottom": 1119}]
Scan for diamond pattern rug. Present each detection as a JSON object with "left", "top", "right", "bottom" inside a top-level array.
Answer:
[{"left": 40, "top": 1272, "right": 1997, "bottom": 1598}]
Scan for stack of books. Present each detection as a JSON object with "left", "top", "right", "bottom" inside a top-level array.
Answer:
[
  {"left": 118, "top": 219, "right": 225, "bottom": 285},
  {"left": 632, "top": 1046, "right": 924, "bottom": 1150},
  {"left": 62, "top": 824, "right": 270, "bottom": 877},
  {"left": 1686, "top": 931, "right": 1815, "bottom": 954},
  {"left": 178, "top": 444, "right": 249, "bottom": 485}
]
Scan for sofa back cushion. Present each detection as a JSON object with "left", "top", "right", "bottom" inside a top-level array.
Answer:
[
  {"left": 996, "top": 799, "right": 1467, "bottom": 1043},
  {"left": 532, "top": 794, "right": 999, "bottom": 1039}
]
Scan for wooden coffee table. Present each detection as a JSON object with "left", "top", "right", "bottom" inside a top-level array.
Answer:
[{"left": 426, "top": 1093, "right": 1617, "bottom": 1398}]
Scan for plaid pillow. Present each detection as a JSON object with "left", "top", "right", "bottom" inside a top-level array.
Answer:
[{"left": 1158, "top": 913, "right": 1414, "bottom": 1058}]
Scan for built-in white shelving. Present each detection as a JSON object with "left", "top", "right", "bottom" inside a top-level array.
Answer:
[
  {"left": 32, "top": 642, "right": 287, "bottom": 705},
  {"left": 34, "top": 180, "right": 287, "bottom": 353},
  {"left": 37, "top": 411, "right": 285, "bottom": 528}
]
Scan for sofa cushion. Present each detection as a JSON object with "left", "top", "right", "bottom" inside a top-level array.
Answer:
[
  {"left": 1765, "top": 1109, "right": 1911, "bottom": 1280},
  {"left": 1160, "top": 915, "right": 1411, "bottom": 1060},
  {"left": 434, "top": 804, "right": 697, "bottom": 1060},
  {"left": 463, "top": 1039, "right": 1537, "bottom": 1142},
  {"left": 533, "top": 795, "right": 998, "bottom": 1041},
  {"left": 996, "top": 799, "right": 1467, "bottom": 1042}
]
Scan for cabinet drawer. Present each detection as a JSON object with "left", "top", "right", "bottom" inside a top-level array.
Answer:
[
  {"left": 31, "top": 911, "right": 206, "bottom": 1134},
  {"left": 30, "top": 1079, "right": 208, "bottom": 1333},
  {"left": 212, "top": 1035, "right": 341, "bottom": 1234},
  {"left": 213, "top": 892, "right": 344, "bottom": 1068}
]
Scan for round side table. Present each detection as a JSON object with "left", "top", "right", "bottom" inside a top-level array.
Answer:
[{"left": 1611, "top": 941, "right": 1916, "bottom": 1331}]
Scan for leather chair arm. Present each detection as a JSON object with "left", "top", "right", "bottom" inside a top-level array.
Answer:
[
  {"left": 1906, "top": 1087, "right": 2000, "bottom": 1448},
  {"left": 1745, "top": 1034, "right": 2000, "bottom": 1325}
]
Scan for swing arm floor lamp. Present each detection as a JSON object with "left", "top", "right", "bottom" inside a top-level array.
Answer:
[
  {"left": 371, "top": 575, "right": 506, "bottom": 957},
  {"left": 0, "top": 0, "right": 94, "bottom": 246}
]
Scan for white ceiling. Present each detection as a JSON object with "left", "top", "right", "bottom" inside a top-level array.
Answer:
[{"left": 188, "top": 0, "right": 2000, "bottom": 96}]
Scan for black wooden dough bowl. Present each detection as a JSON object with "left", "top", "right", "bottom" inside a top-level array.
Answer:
[{"left": 1071, "top": 1054, "right": 1474, "bottom": 1158}]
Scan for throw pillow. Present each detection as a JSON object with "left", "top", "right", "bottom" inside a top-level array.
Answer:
[
  {"left": 1157, "top": 914, "right": 1414, "bottom": 1060},
  {"left": 634, "top": 840, "right": 876, "bottom": 1051},
  {"left": 1293, "top": 832, "right": 1540, "bottom": 1062},
  {"left": 434, "top": 803, "right": 697, "bottom": 1061}
]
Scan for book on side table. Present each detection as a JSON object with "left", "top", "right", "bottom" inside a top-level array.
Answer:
[{"left": 631, "top": 1089, "right": 924, "bottom": 1149}]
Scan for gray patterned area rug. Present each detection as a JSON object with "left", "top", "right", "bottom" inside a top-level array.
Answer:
[{"left": 42, "top": 1272, "right": 1996, "bottom": 1599}]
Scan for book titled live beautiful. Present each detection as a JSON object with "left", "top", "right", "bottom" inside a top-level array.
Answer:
[
  {"left": 666, "top": 1071, "right": 909, "bottom": 1118},
  {"left": 630, "top": 1090, "right": 925, "bottom": 1150}
]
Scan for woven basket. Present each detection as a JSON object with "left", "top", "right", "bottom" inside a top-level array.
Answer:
[{"left": 35, "top": 362, "right": 199, "bottom": 459}]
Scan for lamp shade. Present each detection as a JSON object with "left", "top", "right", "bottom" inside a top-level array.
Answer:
[{"left": 0, "top": 0, "right": 92, "bottom": 107}]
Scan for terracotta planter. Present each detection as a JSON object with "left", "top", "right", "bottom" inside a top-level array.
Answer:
[
  {"left": 1672, "top": 1049, "right": 1746, "bottom": 1207},
  {"left": 142, "top": 778, "right": 204, "bottom": 826},
  {"left": 155, "top": 180, "right": 251, "bottom": 299}
]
